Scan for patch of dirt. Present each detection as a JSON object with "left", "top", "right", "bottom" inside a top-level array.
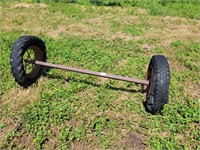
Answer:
[
  {"left": 37, "top": 3, "right": 48, "bottom": 8},
  {"left": 98, "top": 77, "right": 108, "bottom": 84},
  {"left": 70, "top": 140, "right": 90, "bottom": 150},
  {"left": 44, "top": 126, "right": 60, "bottom": 149},
  {"left": 110, "top": 31, "right": 137, "bottom": 41},
  {"left": 0, "top": 117, "right": 20, "bottom": 142},
  {"left": 11, "top": 3, "right": 33, "bottom": 8},
  {"left": 136, "top": 8, "right": 148, "bottom": 14},
  {"left": 50, "top": 125, "right": 60, "bottom": 137},
  {"left": 118, "top": 59, "right": 128, "bottom": 67},
  {"left": 66, "top": 23, "right": 91, "bottom": 35},
  {"left": 88, "top": 15, "right": 112, "bottom": 26},
  {"left": 161, "top": 24, "right": 199, "bottom": 47},
  {"left": 44, "top": 138, "right": 59, "bottom": 149},
  {"left": 80, "top": 5, "right": 88, "bottom": 12},
  {"left": 0, "top": 121, "right": 35, "bottom": 149},
  {"left": 18, "top": 132, "right": 35, "bottom": 149},
  {"left": 184, "top": 83, "right": 200, "bottom": 99},
  {"left": 125, "top": 132, "right": 145, "bottom": 150},
  {"left": 141, "top": 44, "right": 155, "bottom": 51},
  {"left": 78, "top": 87, "right": 95, "bottom": 100},
  {"left": 11, "top": 3, "right": 47, "bottom": 8},
  {"left": 1, "top": 87, "right": 37, "bottom": 114},
  {"left": 161, "top": 16, "right": 189, "bottom": 25},
  {"left": 97, "top": 110, "right": 123, "bottom": 121},
  {"left": 159, "top": 131, "right": 171, "bottom": 138},
  {"left": 47, "top": 23, "right": 92, "bottom": 38},
  {"left": 111, "top": 15, "right": 139, "bottom": 25},
  {"left": 116, "top": 131, "right": 145, "bottom": 150},
  {"left": 175, "top": 133, "right": 184, "bottom": 140},
  {"left": 168, "top": 57, "right": 188, "bottom": 71},
  {"left": 144, "top": 16, "right": 200, "bottom": 47},
  {"left": 46, "top": 25, "right": 66, "bottom": 38},
  {"left": 118, "top": 92, "right": 129, "bottom": 102}
]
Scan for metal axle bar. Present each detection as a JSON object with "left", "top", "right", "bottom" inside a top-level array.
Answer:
[{"left": 35, "top": 61, "right": 149, "bottom": 85}]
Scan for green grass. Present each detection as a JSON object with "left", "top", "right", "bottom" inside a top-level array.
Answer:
[{"left": 0, "top": 1, "right": 200, "bottom": 149}]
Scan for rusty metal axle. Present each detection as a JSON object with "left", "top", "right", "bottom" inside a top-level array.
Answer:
[{"left": 35, "top": 61, "right": 149, "bottom": 85}]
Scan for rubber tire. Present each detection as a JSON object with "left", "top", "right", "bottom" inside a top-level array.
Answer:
[
  {"left": 10, "top": 36, "right": 46, "bottom": 88},
  {"left": 145, "top": 55, "right": 170, "bottom": 114}
]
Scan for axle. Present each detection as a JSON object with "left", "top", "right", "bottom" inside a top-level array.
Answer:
[{"left": 35, "top": 61, "right": 149, "bottom": 85}]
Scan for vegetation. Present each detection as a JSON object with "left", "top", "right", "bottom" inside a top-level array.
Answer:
[{"left": 0, "top": 0, "right": 199, "bottom": 149}]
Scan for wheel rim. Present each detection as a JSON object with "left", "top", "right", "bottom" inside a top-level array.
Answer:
[{"left": 23, "top": 46, "right": 43, "bottom": 78}]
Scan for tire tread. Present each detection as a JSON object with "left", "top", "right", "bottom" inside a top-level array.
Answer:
[
  {"left": 146, "top": 55, "right": 170, "bottom": 114},
  {"left": 10, "top": 36, "right": 46, "bottom": 87}
]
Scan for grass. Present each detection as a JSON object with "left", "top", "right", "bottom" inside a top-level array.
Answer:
[{"left": 0, "top": 1, "right": 200, "bottom": 149}]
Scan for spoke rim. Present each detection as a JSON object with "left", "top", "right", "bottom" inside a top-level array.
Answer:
[
  {"left": 22, "top": 46, "right": 43, "bottom": 78},
  {"left": 23, "top": 49, "right": 35, "bottom": 74}
]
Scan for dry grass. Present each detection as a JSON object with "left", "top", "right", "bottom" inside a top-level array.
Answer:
[
  {"left": 0, "top": 77, "right": 49, "bottom": 141},
  {"left": 2, "top": 2, "right": 199, "bottom": 43},
  {"left": 11, "top": 2, "right": 47, "bottom": 8}
]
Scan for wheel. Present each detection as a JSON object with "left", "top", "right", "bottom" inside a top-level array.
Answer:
[
  {"left": 10, "top": 36, "right": 46, "bottom": 88},
  {"left": 144, "top": 55, "right": 170, "bottom": 114}
]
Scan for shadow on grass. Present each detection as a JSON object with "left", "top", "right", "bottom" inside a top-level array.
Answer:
[{"left": 45, "top": 73, "right": 142, "bottom": 93}]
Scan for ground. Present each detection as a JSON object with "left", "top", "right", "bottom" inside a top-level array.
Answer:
[{"left": 0, "top": 1, "right": 199, "bottom": 149}]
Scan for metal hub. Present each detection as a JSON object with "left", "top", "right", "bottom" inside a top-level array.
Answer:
[{"left": 23, "top": 46, "right": 43, "bottom": 78}]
